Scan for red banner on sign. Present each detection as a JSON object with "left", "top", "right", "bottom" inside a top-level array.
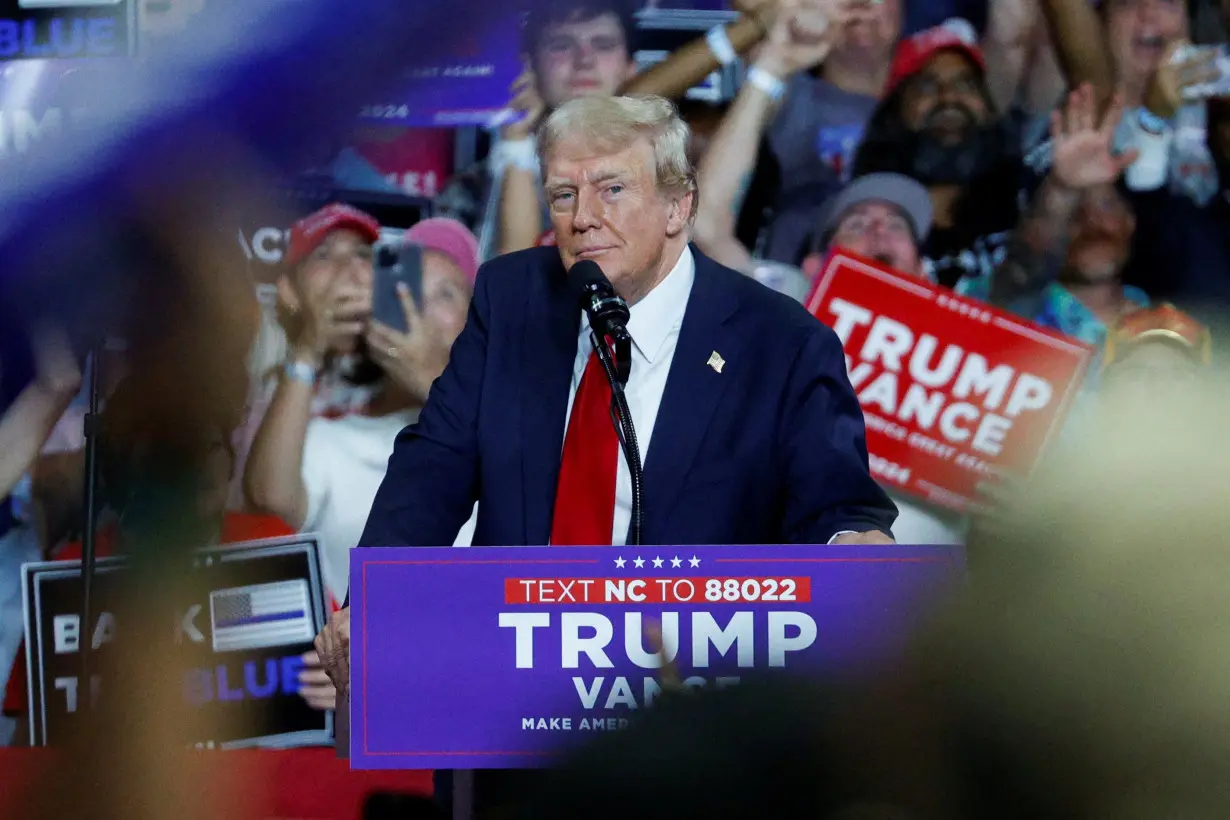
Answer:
[{"left": 805, "top": 252, "right": 1093, "bottom": 512}]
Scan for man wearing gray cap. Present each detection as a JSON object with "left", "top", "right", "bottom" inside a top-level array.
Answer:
[
  {"left": 804, "top": 171, "right": 933, "bottom": 279},
  {"left": 747, "top": 171, "right": 933, "bottom": 300}
]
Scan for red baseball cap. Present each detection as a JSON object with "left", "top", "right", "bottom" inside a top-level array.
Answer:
[
  {"left": 285, "top": 203, "right": 381, "bottom": 268},
  {"left": 885, "top": 18, "right": 986, "bottom": 96}
]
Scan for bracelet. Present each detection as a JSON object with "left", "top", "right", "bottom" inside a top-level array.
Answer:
[
  {"left": 1136, "top": 107, "right": 1170, "bottom": 136},
  {"left": 746, "top": 65, "right": 786, "bottom": 102},
  {"left": 490, "top": 137, "right": 539, "bottom": 174},
  {"left": 284, "top": 359, "right": 318, "bottom": 385},
  {"left": 705, "top": 24, "right": 738, "bottom": 67}
]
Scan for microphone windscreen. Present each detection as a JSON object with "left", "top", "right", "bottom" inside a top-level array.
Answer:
[{"left": 567, "top": 259, "right": 612, "bottom": 297}]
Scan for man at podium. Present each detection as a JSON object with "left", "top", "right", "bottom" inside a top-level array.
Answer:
[{"left": 317, "top": 93, "right": 895, "bottom": 813}]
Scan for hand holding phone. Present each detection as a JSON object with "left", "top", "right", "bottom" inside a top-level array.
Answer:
[
  {"left": 371, "top": 241, "right": 423, "bottom": 334},
  {"left": 366, "top": 241, "right": 452, "bottom": 403}
]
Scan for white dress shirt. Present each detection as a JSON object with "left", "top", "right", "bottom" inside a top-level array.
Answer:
[
  {"left": 559, "top": 245, "right": 867, "bottom": 545},
  {"left": 563, "top": 246, "right": 695, "bottom": 546}
]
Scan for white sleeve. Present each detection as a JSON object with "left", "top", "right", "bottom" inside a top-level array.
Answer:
[{"left": 300, "top": 419, "right": 332, "bottom": 532}]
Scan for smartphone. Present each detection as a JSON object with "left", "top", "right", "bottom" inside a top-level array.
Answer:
[{"left": 371, "top": 241, "right": 423, "bottom": 334}]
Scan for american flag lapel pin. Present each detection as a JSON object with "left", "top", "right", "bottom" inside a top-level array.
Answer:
[{"left": 707, "top": 351, "right": 725, "bottom": 373}]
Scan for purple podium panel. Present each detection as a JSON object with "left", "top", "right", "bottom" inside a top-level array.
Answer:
[{"left": 349, "top": 544, "right": 962, "bottom": 769}]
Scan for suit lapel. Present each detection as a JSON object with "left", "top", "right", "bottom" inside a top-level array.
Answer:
[
  {"left": 521, "top": 254, "right": 580, "bottom": 545},
  {"left": 642, "top": 249, "right": 742, "bottom": 537}
]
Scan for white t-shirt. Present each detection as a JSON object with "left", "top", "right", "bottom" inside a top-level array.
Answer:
[{"left": 301, "top": 410, "right": 477, "bottom": 600}]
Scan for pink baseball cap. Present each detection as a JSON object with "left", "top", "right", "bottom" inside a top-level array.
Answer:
[
  {"left": 285, "top": 203, "right": 381, "bottom": 268},
  {"left": 885, "top": 19, "right": 986, "bottom": 96},
  {"left": 404, "top": 217, "right": 480, "bottom": 284}
]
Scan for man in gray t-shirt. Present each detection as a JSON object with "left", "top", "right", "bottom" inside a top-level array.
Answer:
[
  {"left": 756, "top": 74, "right": 880, "bottom": 264},
  {"left": 692, "top": 0, "right": 901, "bottom": 274}
]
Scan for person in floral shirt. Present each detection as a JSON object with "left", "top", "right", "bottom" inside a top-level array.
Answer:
[{"left": 958, "top": 84, "right": 1148, "bottom": 382}]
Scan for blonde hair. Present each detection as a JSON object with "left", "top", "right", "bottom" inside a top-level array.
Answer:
[{"left": 537, "top": 94, "right": 697, "bottom": 221}]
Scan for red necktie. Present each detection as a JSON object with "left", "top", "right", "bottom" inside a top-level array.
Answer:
[{"left": 550, "top": 348, "right": 619, "bottom": 546}]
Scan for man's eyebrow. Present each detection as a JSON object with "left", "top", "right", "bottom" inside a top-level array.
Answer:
[{"left": 586, "top": 170, "right": 627, "bottom": 185}]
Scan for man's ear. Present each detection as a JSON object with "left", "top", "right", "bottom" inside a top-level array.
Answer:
[{"left": 665, "top": 191, "right": 695, "bottom": 237}]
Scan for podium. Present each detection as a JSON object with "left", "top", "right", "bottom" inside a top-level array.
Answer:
[{"left": 339, "top": 544, "right": 961, "bottom": 815}]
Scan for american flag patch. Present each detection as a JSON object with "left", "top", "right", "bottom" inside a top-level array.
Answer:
[{"left": 209, "top": 580, "right": 314, "bottom": 653}]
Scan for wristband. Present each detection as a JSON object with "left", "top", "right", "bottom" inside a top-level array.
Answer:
[
  {"left": 746, "top": 66, "right": 786, "bottom": 102},
  {"left": 490, "top": 137, "right": 539, "bottom": 175},
  {"left": 705, "top": 24, "right": 738, "bottom": 67},
  {"left": 284, "top": 359, "right": 318, "bottom": 385}
]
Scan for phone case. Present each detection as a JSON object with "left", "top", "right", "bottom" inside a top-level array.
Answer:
[{"left": 371, "top": 242, "right": 423, "bottom": 334}]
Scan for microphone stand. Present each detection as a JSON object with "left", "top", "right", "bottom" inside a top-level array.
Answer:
[
  {"left": 79, "top": 343, "right": 103, "bottom": 713},
  {"left": 590, "top": 329, "right": 643, "bottom": 546}
]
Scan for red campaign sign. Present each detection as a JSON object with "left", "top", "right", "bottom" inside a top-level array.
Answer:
[{"left": 805, "top": 252, "right": 1094, "bottom": 512}]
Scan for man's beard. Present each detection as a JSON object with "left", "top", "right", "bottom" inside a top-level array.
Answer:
[{"left": 901, "top": 105, "right": 1014, "bottom": 186}]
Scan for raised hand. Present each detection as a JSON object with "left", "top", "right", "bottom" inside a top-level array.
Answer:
[
  {"left": 500, "top": 62, "right": 547, "bottom": 142},
  {"left": 365, "top": 282, "right": 452, "bottom": 404},
  {"left": 755, "top": 0, "right": 853, "bottom": 78},
  {"left": 283, "top": 273, "right": 370, "bottom": 366},
  {"left": 1050, "top": 84, "right": 1139, "bottom": 190}
]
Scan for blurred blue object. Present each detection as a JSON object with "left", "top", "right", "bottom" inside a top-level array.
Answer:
[{"left": 0, "top": 0, "right": 473, "bottom": 338}]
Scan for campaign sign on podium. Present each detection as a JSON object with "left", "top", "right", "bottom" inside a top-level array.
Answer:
[{"left": 348, "top": 544, "right": 961, "bottom": 769}]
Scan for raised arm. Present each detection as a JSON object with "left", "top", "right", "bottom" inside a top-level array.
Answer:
[
  {"left": 983, "top": 0, "right": 1066, "bottom": 115},
  {"left": 620, "top": 12, "right": 771, "bottom": 100},
  {"left": 496, "top": 65, "right": 548, "bottom": 256},
  {"left": 1038, "top": 0, "right": 1116, "bottom": 109},
  {"left": 980, "top": 85, "right": 1136, "bottom": 308},
  {"left": 0, "top": 329, "right": 81, "bottom": 501},
  {"left": 693, "top": 0, "right": 849, "bottom": 272}
]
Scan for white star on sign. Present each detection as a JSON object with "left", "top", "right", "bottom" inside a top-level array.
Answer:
[
  {"left": 652, "top": 557, "right": 664, "bottom": 568},
  {"left": 633, "top": 557, "right": 645, "bottom": 568},
  {"left": 689, "top": 556, "right": 701, "bottom": 567},
  {"left": 670, "top": 556, "right": 682, "bottom": 568},
  {"left": 614, "top": 557, "right": 626, "bottom": 568}
]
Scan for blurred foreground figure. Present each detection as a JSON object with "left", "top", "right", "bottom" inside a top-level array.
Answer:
[
  {"left": 903, "top": 370, "right": 1230, "bottom": 820},
  {"left": 517, "top": 677, "right": 914, "bottom": 820},
  {"left": 1101, "top": 303, "right": 1212, "bottom": 389}
]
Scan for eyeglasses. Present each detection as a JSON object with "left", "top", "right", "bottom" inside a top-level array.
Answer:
[{"left": 834, "top": 213, "right": 914, "bottom": 238}]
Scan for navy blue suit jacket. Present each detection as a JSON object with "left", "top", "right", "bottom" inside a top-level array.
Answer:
[{"left": 358, "top": 245, "right": 895, "bottom": 553}]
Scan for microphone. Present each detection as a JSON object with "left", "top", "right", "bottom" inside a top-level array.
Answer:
[
  {"left": 569, "top": 259, "right": 631, "bottom": 352},
  {"left": 566, "top": 259, "right": 643, "bottom": 546},
  {"left": 568, "top": 260, "right": 632, "bottom": 386}
]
